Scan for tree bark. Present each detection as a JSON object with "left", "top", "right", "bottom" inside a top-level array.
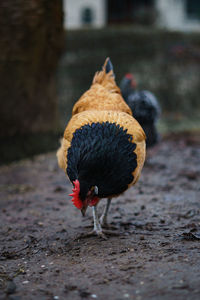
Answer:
[{"left": 0, "top": 0, "right": 64, "bottom": 137}]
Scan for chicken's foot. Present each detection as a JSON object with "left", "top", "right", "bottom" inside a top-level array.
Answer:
[
  {"left": 76, "top": 204, "right": 120, "bottom": 240},
  {"left": 76, "top": 229, "right": 119, "bottom": 240},
  {"left": 90, "top": 205, "right": 109, "bottom": 239}
]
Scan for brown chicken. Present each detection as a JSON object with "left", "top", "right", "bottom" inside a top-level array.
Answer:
[{"left": 57, "top": 58, "right": 146, "bottom": 238}]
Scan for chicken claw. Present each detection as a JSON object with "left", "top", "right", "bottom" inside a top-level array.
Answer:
[{"left": 76, "top": 228, "right": 119, "bottom": 240}]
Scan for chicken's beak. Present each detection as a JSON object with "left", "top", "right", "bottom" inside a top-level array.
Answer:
[{"left": 81, "top": 206, "right": 87, "bottom": 217}]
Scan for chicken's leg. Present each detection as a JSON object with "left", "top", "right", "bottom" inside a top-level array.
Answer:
[
  {"left": 100, "top": 198, "right": 118, "bottom": 230},
  {"left": 77, "top": 205, "right": 107, "bottom": 239},
  {"left": 92, "top": 205, "right": 105, "bottom": 237},
  {"left": 76, "top": 203, "right": 119, "bottom": 240},
  {"left": 100, "top": 198, "right": 112, "bottom": 226},
  {"left": 92, "top": 204, "right": 119, "bottom": 238}
]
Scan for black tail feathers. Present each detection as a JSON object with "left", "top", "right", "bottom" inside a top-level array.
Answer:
[{"left": 105, "top": 58, "right": 115, "bottom": 77}]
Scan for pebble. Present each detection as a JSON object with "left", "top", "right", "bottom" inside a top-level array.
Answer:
[
  {"left": 91, "top": 295, "right": 97, "bottom": 298},
  {"left": 22, "top": 281, "right": 29, "bottom": 284}
]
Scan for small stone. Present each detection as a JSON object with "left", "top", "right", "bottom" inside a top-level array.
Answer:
[
  {"left": 152, "top": 214, "right": 158, "bottom": 217},
  {"left": 179, "top": 280, "right": 183, "bottom": 284},
  {"left": 91, "top": 295, "right": 97, "bottom": 298},
  {"left": 37, "top": 222, "right": 44, "bottom": 226},
  {"left": 22, "top": 281, "right": 29, "bottom": 284},
  {"left": 54, "top": 186, "right": 65, "bottom": 192},
  {"left": 79, "top": 290, "right": 91, "bottom": 297}
]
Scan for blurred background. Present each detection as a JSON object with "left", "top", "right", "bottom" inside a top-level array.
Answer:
[{"left": 1, "top": 0, "right": 200, "bottom": 164}]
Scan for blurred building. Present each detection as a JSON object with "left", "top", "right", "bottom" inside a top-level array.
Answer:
[
  {"left": 156, "top": 0, "right": 200, "bottom": 31},
  {"left": 64, "top": 0, "right": 106, "bottom": 29},
  {"left": 64, "top": 0, "right": 200, "bottom": 31}
]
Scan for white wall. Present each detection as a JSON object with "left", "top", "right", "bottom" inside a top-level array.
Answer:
[
  {"left": 155, "top": 0, "right": 200, "bottom": 32},
  {"left": 64, "top": 0, "right": 200, "bottom": 32},
  {"left": 64, "top": 0, "right": 106, "bottom": 29}
]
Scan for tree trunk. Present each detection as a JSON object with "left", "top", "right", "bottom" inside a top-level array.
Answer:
[{"left": 0, "top": 0, "right": 64, "bottom": 137}]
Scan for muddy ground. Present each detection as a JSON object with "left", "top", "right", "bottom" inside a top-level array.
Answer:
[{"left": 0, "top": 132, "right": 200, "bottom": 300}]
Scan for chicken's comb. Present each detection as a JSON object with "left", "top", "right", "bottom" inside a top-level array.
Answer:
[
  {"left": 125, "top": 73, "right": 137, "bottom": 88},
  {"left": 125, "top": 73, "right": 134, "bottom": 79},
  {"left": 69, "top": 180, "right": 83, "bottom": 209}
]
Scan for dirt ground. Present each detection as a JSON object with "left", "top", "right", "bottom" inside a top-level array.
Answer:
[{"left": 0, "top": 132, "right": 200, "bottom": 300}]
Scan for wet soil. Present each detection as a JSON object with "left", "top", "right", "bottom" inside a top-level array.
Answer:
[{"left": 0, "top": 132, "right": 200, "bottom": 300}]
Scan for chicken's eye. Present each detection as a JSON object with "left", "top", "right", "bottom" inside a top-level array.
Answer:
[
  {"left": 90, "top": 185, "right": 98, "bottom": 196},
  {"left": 94, "top": 186, "right": 98, "bottom": 195}
]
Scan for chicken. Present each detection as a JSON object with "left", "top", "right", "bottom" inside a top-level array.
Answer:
[
  {"left": 57, "top": 58, "right": 146, "bottom": 238},
  {"left": 120, "top": 73, "right": 161, "bottom": 147}
]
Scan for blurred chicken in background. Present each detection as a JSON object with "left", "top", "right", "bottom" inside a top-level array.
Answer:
[{"left": 120, "top": 74, "right": 161, "bottom": 148}]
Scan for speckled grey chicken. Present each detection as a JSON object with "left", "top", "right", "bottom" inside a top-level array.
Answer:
[{"left": 120, "top": 73, "right": 161, "bottom": 147}]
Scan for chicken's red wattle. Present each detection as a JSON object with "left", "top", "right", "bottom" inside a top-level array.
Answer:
[{"left": 69, "top": 179, "right": 83, "bottom": 209}]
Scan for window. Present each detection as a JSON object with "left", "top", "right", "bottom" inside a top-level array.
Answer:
[
  {"left": 107, "top": 0, "right": 154, "bottom": 25},
  {"left": 186, "top": 0, "right": 200, "bottom": 20},
  {"left": 81, "top": 7, "right": 93, "bottom": 25}
]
